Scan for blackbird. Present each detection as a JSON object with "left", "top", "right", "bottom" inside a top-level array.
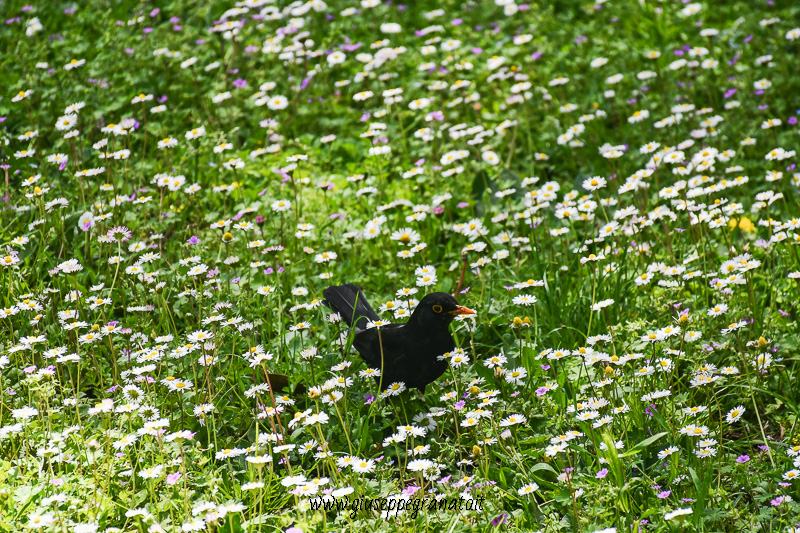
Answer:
[{"left": 322, "top": 284, "right": 476, "bottom": 392}]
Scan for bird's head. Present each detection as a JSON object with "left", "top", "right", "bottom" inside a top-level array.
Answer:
[{"left": 410, "top": 292, "right": 476, "bottom": 329}]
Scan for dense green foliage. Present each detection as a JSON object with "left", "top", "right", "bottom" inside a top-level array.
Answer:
[{"left": 1, "top": 0, "right": 800, "bottom": 531}]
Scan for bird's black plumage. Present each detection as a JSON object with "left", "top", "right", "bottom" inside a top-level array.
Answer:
[{"left": 322, "top": 284, "right": 475, "bottom": 392}]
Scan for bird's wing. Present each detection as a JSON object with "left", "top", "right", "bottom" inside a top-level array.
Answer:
[
  {"left": 352, "top": 323, "right": 405, "bottom": 367},
  {"left": 322, "top": 284, "right": 381, "bottom": 329},
  {"left": 354, "top": 325, "right": 451, "bottom": 391}
]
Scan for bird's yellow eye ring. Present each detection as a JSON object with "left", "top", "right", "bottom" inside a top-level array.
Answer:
[{"left": 432, "top": 305, "right": 443, "bottom": 313}]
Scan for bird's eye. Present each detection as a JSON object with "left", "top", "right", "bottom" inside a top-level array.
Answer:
[{"left": 432, "top": 304, "right": 443, "bottom": 313}]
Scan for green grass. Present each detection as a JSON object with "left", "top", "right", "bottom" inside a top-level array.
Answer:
[{"left": 0, "top": 0, "right": 799, "bottom": 531}]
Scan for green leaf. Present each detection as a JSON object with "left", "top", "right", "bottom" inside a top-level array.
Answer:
[
  {"left": 12, "top": 485, "right": 39, "bottom": 506},
  {"left": 620, "top": 431, "right": 668, "bottom": 457},
  {"left": 689, "top": 466, "right": 708, "bottom": 526},
  {"left": 529, "top": 462, "right": 558, "bottom": 476}
]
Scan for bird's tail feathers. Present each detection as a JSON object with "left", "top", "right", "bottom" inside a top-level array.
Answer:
[{"left": 322, "top": 284, "right": 380, "bottom": 329}]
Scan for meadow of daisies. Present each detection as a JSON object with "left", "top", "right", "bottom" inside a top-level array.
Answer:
[{"left": 1, "top": 0, "right": 800, "bottom": 531}]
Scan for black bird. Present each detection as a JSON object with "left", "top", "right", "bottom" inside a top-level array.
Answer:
[{"left": 322, "top": 284, "right": 476, "bottom": 392}]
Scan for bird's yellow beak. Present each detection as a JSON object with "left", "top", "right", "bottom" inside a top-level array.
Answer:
[{"left": 449, "top": 306, "right": 476, "bottom": 316}]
